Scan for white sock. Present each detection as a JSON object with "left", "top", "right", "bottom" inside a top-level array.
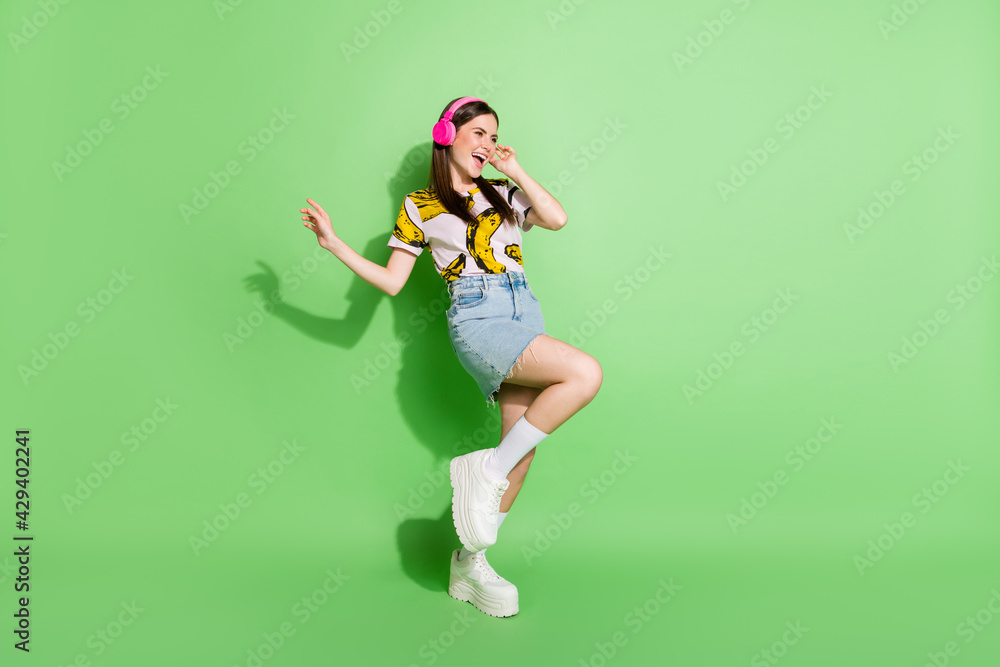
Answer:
[
  {"left": 484, "top": 416, "right": 549, "bottom": 480},
  {"left": 458, "top": 512, "right": 507, "bottom": 561}
]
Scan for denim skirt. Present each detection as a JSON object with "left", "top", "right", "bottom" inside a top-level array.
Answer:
[{"left": 446, "top": 271, "right": 546, "bottom": 406}]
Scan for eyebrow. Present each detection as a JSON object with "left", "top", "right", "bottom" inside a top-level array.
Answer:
[{"left": 472, "top": 126, "right": 498, "bottom": 138}]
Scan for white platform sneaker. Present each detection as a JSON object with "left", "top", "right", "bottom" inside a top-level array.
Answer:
[
  {"left": 448, "top": 548, "right": 519, "bottom": 618},
  {"left": 449, "top": 448, "right": 510, "bottom": 553}
]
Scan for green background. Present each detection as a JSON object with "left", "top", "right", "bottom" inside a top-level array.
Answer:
[{"left": 3, "top": 0, "right": 999, "bottom": 665}]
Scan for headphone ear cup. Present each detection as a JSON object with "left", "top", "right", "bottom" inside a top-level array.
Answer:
[{"left": 432, "top": 119, "right": 456, "bottom": 146}]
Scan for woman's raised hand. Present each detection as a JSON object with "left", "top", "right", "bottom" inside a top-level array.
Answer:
[
  {"left": 488, "top": 144, "right": 520, "bottom": 176},
  {"left": 301, "top": 198, "right": 339, "bottom": 249}
]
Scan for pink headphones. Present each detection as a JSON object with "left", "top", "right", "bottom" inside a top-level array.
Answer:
[{"left": 432, "top": 96, "right": 484, "bottom": 146}]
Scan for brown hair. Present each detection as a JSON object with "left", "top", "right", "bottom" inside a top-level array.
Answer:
[{"left": 426, "top": 98, "right": 517, "bottom": 226}]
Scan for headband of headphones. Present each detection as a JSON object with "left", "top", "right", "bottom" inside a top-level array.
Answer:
[{"left": 432, "top": 97, "right": 485, "bottom": 146}]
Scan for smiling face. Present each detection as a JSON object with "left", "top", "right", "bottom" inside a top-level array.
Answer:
[{"left": 447, "top": 112, "right": 498, "bottom": 191}]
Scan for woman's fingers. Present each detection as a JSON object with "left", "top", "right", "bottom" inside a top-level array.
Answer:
[
  {"left": 300, "top": 203, "right": 318, "bottom": 231},
  {"left": 301, "top": 200, "right": 323, "bottom": 219},
  {"left": 306, "top": 198, "right": 329, "bottom": 220},
  {"left": 299, "top": 198, "right": 336, "bottom": 245}
]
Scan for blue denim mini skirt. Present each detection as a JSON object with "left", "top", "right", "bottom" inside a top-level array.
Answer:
[{"left": 446, "top": 271, "right": 546, "bottom": 407}]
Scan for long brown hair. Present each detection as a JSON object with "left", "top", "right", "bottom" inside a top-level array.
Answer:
[{"left": 427, "top": 98, "right": 517, "bottom": 226}]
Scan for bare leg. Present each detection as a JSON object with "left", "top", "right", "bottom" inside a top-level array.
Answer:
[
  {"left": 496, "top": 383, "right": 542, "bottom": 513},
  {"left": 494, "top": 334, "right": 602, "bottom": 511},
  {"left": 503, "top": 334, "right": 603, "bottom": 434}
]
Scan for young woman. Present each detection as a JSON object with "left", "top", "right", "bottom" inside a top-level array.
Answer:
[{"left": 300, "top": 97, "right": 602, "bottom": 618}]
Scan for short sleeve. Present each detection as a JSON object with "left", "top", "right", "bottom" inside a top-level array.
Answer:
[
  {"left": 503, "top": 180, "right": 534, "bottom": 232},
  {"left": 387, "top": 196, "right": 425, "bottom": 256}
]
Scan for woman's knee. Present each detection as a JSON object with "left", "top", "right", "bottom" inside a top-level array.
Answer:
[
  {"left": 520, "top": 336, "right": 601, "bottom": 397},
  {"left": 572, "top": 354, "right": 603, "bottom": 400}
]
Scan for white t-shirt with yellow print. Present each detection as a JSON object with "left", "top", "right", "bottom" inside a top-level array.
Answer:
[{"left": 386, "top": 178, "right": 534, "bottom": 282}]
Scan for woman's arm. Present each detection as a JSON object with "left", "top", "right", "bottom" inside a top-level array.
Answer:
[
  {"left": 490, "top": 145, "right": 568, "bottom": 230},
  {"left": 327, "top": 242, "right": 418, "bottom": 297},
  {"left": 301, "top": 198, "right": 418, "bottom": 296}
]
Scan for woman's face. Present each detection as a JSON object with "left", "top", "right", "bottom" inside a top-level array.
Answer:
[{"left": 448, "top": 112, "right": 498, "bottom": 187}]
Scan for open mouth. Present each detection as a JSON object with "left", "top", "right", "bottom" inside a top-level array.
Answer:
[{"left": 472, "top": 152, "right": 487, "bottom": 167}]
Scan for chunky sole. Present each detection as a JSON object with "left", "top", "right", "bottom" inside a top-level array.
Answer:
[
  {"left": 448, "top": 579, "right": 519, "bottom": 618},
  {"left": 449, "top": 455, "right": 493, "bottom": 553}
]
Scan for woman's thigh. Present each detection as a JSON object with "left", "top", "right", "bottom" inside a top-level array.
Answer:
[{"left": 503, "top": 334, "right": 602, "bottom": 390}]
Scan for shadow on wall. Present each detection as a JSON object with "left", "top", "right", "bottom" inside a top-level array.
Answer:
[{"left": 396, "top": 504, "right": 455, "bottom": 592}]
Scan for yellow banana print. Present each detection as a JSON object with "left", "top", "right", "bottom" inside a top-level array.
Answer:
[
  {"left": 442, "top": 254, "right": 466, "bottom": 282},
  {"left": 466, "top": 207, "right": 506, "bottom": 273},
  {"left": 504, "top": 244, "right": 523, "bottom": 266}
]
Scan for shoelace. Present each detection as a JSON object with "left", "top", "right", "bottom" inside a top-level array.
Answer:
[
  {"left": 472, "top": 552, "right": 502, "bottom": 582},
  {"left": 487, "top": 481, "right": 505, "bottom": 517}
]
